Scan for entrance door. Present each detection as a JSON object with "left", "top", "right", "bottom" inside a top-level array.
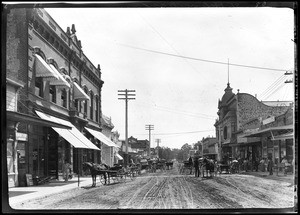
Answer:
[
  {"left": 48, "top": 129, "right": 58, "bottom": 178},
  {"left": 32, "top": 135, "right": 45, "bottom": 177}
]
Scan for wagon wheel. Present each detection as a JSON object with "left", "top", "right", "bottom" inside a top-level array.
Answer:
[
  {"left": 100, "top": 173, "right": 107, "bottom": 185},
  {"left": 118, "top": 173, "right": 126, "bottom": 183}
]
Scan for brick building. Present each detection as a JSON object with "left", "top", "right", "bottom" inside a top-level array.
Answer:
[
  {"left": 5, "top": 7, "right": 117, "bottom": 187},
  {"left": 201, "top": 137, "right": 218, "bottom": 160},
  {"left": 214, "top": 82, "right": 292, "bottom": 163}
]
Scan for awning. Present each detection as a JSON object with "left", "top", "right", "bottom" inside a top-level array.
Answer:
[
  {"left": 35, "top": 54, "right": 59, "bottom": 81},
  {"left": 243, "top": 124, "right": 293, "bottom": 137},
  {"left": 7, "top": 111, "right": 72, "bottom": 129},
  {"left": 271, "top": 132, "right": 294, "bottom": 141},
  {"left": 73, "top": 82, "right": 90, "bottom": 100},
  {"left": 85, "top": 127, "right": 119, "bottom": 148},
  {"left": 115, "top": 153, "right": 123, "bottom": 160},
  {"left": 48, "top": 65, "right": 71, "bottom": 88},
  {"left": 35, "top": 110, "right": 100, "bottom": 150}
]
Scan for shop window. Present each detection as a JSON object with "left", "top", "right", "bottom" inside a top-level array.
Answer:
[
  {"left": 49, "top": 85, "right": 56, "bottom": 103},
  {"left": 7, "top": 140, "right": 13, "bottom": 173},
  {"left": 35, "top": 77, "right": 43, "bottom": 97},
  {"left": 61, "top": 89, "right": 67, "bottom": 108}
]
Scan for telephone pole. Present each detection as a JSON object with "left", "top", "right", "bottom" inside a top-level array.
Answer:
[
  {"left": 155, "top": 139, "right": 161, "bottom": 158},
  {"left": 145, "top": 124, "right": 154, "bottom": 158},
  {"left": 118, "top": 89, "right": 136, "bottom": 167}
]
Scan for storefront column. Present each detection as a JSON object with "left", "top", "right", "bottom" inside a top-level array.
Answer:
[{"left": 13, "top": 122, "right": 20, "bottom": 186}]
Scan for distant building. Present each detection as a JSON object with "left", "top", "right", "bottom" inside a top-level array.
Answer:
[{"left": 201, "top": 137, "right": 218, "bottom": 160}]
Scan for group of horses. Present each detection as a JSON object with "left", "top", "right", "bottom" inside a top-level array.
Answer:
[
  {"left": 180, "top": 157, "right": 244, "bottom": 178},
  {"left": 180, "top": 157, "right": 217, "bottom": 178},
  {"left": 137, "top": 159, "right": 174, "bottom": 173}
]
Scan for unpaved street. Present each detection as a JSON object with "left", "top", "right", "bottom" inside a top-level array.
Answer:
[{"left": 11, "top": 165, "right": 295, "bottom": 210}]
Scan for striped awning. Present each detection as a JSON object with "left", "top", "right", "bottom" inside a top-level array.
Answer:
[
  {"left": 35, "top": 54, "right": 59, "bottom": 81},
  {"left": 35, "top": 110, "right": 99, "bottom": 150},
  {"left": 85, "top": 127, "right": 119, "bottom": 148},
  {"left": 115, "top": 153, "right": 123, "bottom": 160},
  {"left": 48, "top": 65, "right": 71, "bottom": 88},
  {"left": 73, "top": 82, "right": 90, "bottom": 100}
]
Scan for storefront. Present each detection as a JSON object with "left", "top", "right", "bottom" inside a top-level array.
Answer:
[
  {"left": 7, "top": 111, "right": 72, "bottom": 187},
  {"left": 244, "top": 124, "right": 294, "bottom": 165}
]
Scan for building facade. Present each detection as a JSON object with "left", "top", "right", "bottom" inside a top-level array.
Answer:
[
  {"left": 201, "top": 137, "right": 218, "bottom": 160},
  {"left": 214, "top": 82, "right": 292, "bottom": 164},
  {"left": 6, "top": 7, "right": 107, "bottom": 187}
]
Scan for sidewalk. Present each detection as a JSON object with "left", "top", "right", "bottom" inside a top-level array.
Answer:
[
  {"left": 8, "top": 176, "right": 93, "bottom": 206},
  {"left": 238, "top": 170, "right": 295, "bottom": 184}
]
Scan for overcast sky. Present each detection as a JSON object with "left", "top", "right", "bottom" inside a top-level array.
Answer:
[{"left": 45, "top": 6, "right": 294, "bottom": 149}]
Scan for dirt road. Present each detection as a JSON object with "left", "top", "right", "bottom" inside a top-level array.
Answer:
[{"left": 12, "top": 165, "right": 295, "bottom": 210}]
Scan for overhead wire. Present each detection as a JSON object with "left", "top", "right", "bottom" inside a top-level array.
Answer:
[
  {"left": 258, "top": 74, "right": 286, "bottom": 99},
  {"left": 117, "top": 43, "right": 288, "bottom": 72},
  {"left": 135, "top": 102, "right": 216, "bottom": 120},
  {"left": 263, "top": 82, "right": 286, "bottom": 100}
]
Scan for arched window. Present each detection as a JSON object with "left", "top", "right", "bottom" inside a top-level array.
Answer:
[
  {"left": 223, "top": 126, "right": 228, "bottom": 140},
  {"left": 61, "top": 89, "right": 67, "bottom": 108},
  {"left": 35, "top": 77, "right": 43, "bottom": 97},
  {"left": 90, "top": 91, "right": 94, "bottom": 120},
  {"left": 83, "top": 88, "right": 88, "bottom": 116},
  {"left": 95, "top": 95, "right": 99, "bottom": 122},
  {"left": 49, "top": 85, "right": 56, "bottom": 103}
]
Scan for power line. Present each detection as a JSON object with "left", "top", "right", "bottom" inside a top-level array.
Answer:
[
  {"left": 259, "top": 75, "right": 286, "bottom": 99},
  {"left": 117, "top": 43, "right": 288, "bottom": 72},
  {"left": 263, "top": 82, "right": 286, "bottom": 100},
  {"left": 136, "top": 102, "right": 216, "bottom": 119},
  {"left": 135, "top": 129, "right": 215, "bottom": 136}
]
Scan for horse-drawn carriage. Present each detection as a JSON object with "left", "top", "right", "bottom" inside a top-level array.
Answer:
[
  {"left": 180, "top": 160, "right": 194, "bottom": 175},
  {"left": 156, "top": 159, "right": 166, "bottom": 172},
  {"left": 82, "top": 162, "right": 138, "bottom": 187},
  {"left": 137, "top": 159, "right": 151, "bottom": 173}
]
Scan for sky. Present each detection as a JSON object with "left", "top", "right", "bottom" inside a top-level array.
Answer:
[{"left": 44, "top": 5, "right": 295, "bottom": 149}]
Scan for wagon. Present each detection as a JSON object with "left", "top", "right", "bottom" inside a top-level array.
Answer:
[
  {"left": 98, "top": 165, "right": 137, "bottom": 185},
  {"left": 180, "top": 161, "right": 193, "bottom": 175},
  {"left": 138, "top": 159, "right": 151, "bottom": 173}
]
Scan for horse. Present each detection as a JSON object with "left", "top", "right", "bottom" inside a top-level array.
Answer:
[
  {"left": 82, "top": 162, "right": 109, "bottom": 187},
  {"left": 200, "top": 158, "right": 215, "bottom": 178},
  {"left": 166, "top": 161, "right": 173, "bottom": 170}
]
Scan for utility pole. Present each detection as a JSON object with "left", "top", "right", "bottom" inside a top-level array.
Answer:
[
  {"left": 118, "top": 89, "right": 136, "bottom": 167},
  {"left": 145, "top": 124, "right": 154, "bottom": 158},
  {"left": 284, "top": 70, "right": 293, "bottom": 83},
  {"left": 155, "top": 139, "right": 161, "bottom": 158}
]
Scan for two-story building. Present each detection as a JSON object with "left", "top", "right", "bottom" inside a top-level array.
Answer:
[
  {"left": 214, "top": 82, "right": 292, "bottom": 163},
  {"left": 201, "top": 136, "right": 218, "bottom": 160},
  {"left": 5, "top": 7, "right": 109, "bottom": 186}
]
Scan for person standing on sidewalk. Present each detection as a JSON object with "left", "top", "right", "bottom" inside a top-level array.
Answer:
[
  {"left": 63, "top": 160, "right": 70, "bottom": 182},
  {"left": 268, "top": 156, "right": 274, "bottom": 175}
]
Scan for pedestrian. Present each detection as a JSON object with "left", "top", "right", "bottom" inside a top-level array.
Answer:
[
  {"left": 194, "top": 156, "right": 200, "bottom": 177},
  {"left": 268, "top": 156, "right": 274, "bottom": 175},
  {"left": 188, "top": 156, "right": 193, "bottom": 174},
  {"left": 63, "top": 160, "right": 70, "bottom": 182},
  {"left": 281, "top": 156, "right": 289, "bottom": 175}
]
